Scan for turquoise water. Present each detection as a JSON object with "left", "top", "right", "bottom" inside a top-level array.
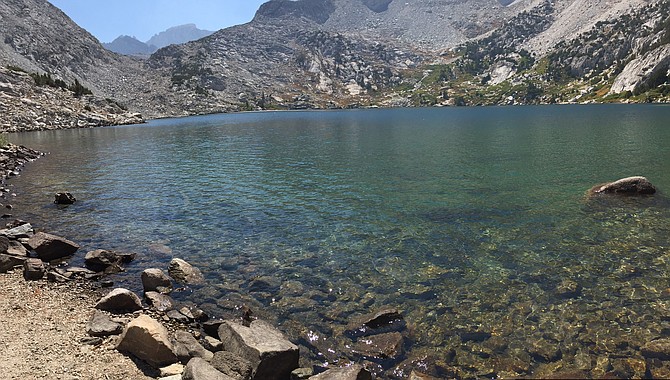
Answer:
[{"left": 8, "top": 105, "right": 670, "bottom": 378}]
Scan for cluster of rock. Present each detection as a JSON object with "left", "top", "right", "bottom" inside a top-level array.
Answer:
[
  {"left": 0, "top": 66, "right": 143, "bottom": 132},
  {"left": 0, "top": 216, "right": 382, "bottom": 380},
  {"left": 0, "top": 143, "right": 42, "bottom": 180}
]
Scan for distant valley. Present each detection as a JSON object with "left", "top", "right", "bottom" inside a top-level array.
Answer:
[{"left": 0, "top": 0, "right": 668, "bottom": 132}]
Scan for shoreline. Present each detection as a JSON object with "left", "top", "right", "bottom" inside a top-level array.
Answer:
[
  {"left": 0, "top": 143, "right": 367, "bottom": 380},
  {"left": 0, "top": 143, "right": 155, "bottom": 379}
]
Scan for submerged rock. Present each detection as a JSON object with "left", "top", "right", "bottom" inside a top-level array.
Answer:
[
  {"left": 309, "top": 364, "right": 372, "bottom": 380},
  {"left": 346, "top": 307, "right": 406, "bottom": 338},
  {"left": 352, "top": 331, "right": 404, "bottom": 359},
  {"left": 642, "top": 338, "right": 670, "bottom": 360},
  {"left": 588, "top": 176, "right": 656, "bottom": 196}
]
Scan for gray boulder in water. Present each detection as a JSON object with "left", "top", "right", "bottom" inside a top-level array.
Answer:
[
  {"left": 54, "top": 192, "right": 76, "bottom": 204},
  {"left": 588, "top": 176, "right": 656, "bottom": 196}
]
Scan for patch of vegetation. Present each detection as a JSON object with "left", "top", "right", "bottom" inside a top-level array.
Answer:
[
  {"left": 0, "top": 133, "right": 9, "bottom": 148},
  {"left": 69, "top": 79, "right": 92, "bottom": 97},
  {"left": 30, "top": 72, "right": 93, "bottom": 97},
  {"left": 30, "top": 72, "right": 67, "bottom": 89},
  {"left": 6, "top": 65, "right": 26, "bottom": 73}
]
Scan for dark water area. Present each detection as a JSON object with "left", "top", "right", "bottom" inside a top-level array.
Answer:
[{"left": 7, "top": 105, "right": 670, "bottom": 378}]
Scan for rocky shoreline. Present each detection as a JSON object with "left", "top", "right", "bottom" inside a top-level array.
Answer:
[{"left": 0, "top": 143, "right": 417, "bottom": 380}]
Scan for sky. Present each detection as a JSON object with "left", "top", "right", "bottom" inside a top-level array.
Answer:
[{"left": 47, "top": 0, "right": 268, "bottom": 43}]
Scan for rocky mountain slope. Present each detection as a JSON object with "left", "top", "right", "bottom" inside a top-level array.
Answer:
[
  {"left": 379, "top": 0, "right": 670, "bottom": 106},
  {"left": 0, "top": 0, "right": 669, "bottom": 132},
  {"left": 255, "top": 0, "right": 539, "bottom": 50},
  {"left": 0, "top": 65, "right": 142, "bottom": 132}
]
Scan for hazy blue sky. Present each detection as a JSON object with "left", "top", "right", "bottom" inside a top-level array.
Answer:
[{"left": 48, "top": 0, "right": 268, "bottom": 43}]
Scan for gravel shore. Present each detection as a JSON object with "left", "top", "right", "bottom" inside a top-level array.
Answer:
[{"left": 0, "top": 270, "right": 153, "bottom": 380}]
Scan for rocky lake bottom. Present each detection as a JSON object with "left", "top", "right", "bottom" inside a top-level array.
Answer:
[{"left": 7, "top": 105, "right": 670, "bottom": 378}]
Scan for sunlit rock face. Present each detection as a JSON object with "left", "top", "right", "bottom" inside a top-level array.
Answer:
[{"left": 254, "top": 0, "right": 336, "bottom": 24}]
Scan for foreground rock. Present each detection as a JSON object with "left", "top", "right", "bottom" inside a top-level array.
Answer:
[
  {"left": 145, "top": 291, "right": 175, "bottom": 312},
  {"left": 173, "top": 330, "right": 214, "bottom": 363},
  {"left": 22, "top": 258, "right": 45, "bottom": 280},
  {"left": 168, "top": 258, "right": 204, "bottom": 285},
  {"left": 218, "top": 320, "right": 299, "bottom": 380},
  {"left": 0, "top": 253, "right": 25, "bottom": 273},
  {"left": 27, "top": 232, "right": 80, "bottom": 261},
  {"left": 95, "top": 288, "right": 143, "bottom": 313},
  {"left": 0, "top": 222, "right": 33, "bottom": 239},
  {"left": 183, "top": 358, "right": 234, "bottom": 380},
  {"left": 116, "top": 314, "right": 178, "bottom": 368},
  {"left": 588, "top": 176, "right": 656, "bottom": 196},
  {"left": 210, "top": 351, "right": 253, "bottom": 380},
  {"left": 86, "top": 310, "right": 123, "bottom": 337},
  {"left": 141, "top": 268, "right": 172, "bottom": 292}
]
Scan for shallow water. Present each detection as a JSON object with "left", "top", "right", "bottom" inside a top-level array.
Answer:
[{"left": 8, "top": 105, "right": 670, "bottom": 378}]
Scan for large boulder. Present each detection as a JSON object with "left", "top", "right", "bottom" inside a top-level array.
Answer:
[
  {"left": 168, "top": 258, "right": 204, "bottom": 285},
  {"left": 142, "top": 268, "right": 173, "bottom": 292},
  {"left": 173, "top": 330, "right": 214, "bottom": 363},
  {"left": 27, "top": 232, "right": 79, "bottom": 261},
  {"left": 86, "top": 310, "right": 123, "bottom": 337},
  {"left": 95, "top": 288, "right": 143, "bottom": 313},
  {"left": 218, "top": 320, "right": 299, "bottom": 380},
  {"left": 309, "top": 365, "right": 372, "bottom": 380},
  {"left": 182, "top": 358, "right": 234, "bottom": 380},
  {"left": 588, "top": 176, "right": 656, "bottom": 196},
  {"left": 116, "top": 314, "right": 178, "bottom": 368}
]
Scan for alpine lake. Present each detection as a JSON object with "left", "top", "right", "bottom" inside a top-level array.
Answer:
[{"left": 7, "top": 104, "right": 670, "bottom": 378}]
